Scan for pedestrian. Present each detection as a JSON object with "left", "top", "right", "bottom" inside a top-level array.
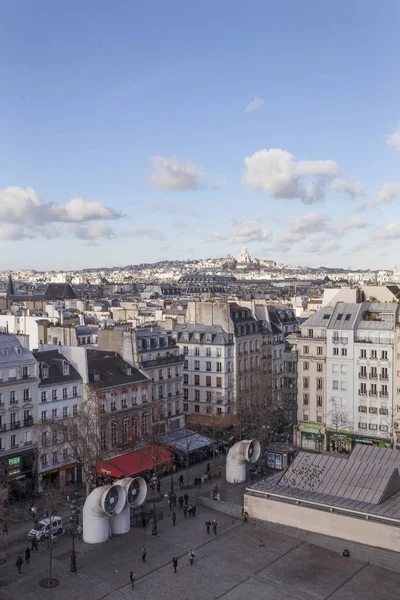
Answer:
[
  {"left": 179, "top": 475, "right": 184, "bottom": 489},
  {"left": 205, "top": 520, "right": 211, "bottom": 534},
  {"left": 206, "top": 462, "right": 210, "bottom": 473},
  {"left": 172, "top": 556, "right": 178, "bottom": 573},
  {"left": 212, "top": 519, "right": 218, "bottom": 535},
  {"left": 188, "top": 504, "right": 193, "bottom": 518},
  {"left": 168, "top": 497, "right": 172, "bottom": 511},
  {"left": 129, "top": 571, "right": 135, "bottom": 588},
  {"left": 188, "top": 549, "right": 195, "bottom": 566},
  {"left": 141, "top": 516, "right": 147, "bottom": 531},
  {"left": 184, "top": 492, "right": 189, "bottom": 504},
  {"left": 172, "top": 493, "right": 177, "bottom": 508},
  {"left": 192, "top": 504, "right": 196, "bottom": 517},
  {"left": 156, "top": 480, "right": 160, "bottom": 493},
  {"left": 31, "top": 537, "right": 38, "bottom": 551},
  {"left": 25, "top": 547, "right": 30, "bottom": 565},
  {"left": 15, "top": 556, "right": 24, "bottom": 576},
  {"left": 183, "top": 505, "right": 188, "bottom": 518},
  {"left": 178, "top": 496, "right": 184, "bottom": 509},
  {"left": 172, "top": 512, "right": 176, "bottom": 526},
  {"left": 141, "top": 545, "right": 146, "bottom": 562}
]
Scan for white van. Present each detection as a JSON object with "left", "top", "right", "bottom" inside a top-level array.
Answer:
[{"left": 28, "top": 516, "right": 63, "bottom": 541}]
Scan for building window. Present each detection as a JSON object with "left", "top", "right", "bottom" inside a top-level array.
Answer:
[
  {"left": 332, "top": 380, "right": 338, "bottom": 390},
  {"left": 194, "top": 405, "right": 200, "bottom": 413},
  {"left": 194, "top": 375, "right": 200, "bottom": 386},
  {"left": 303, "top": 346, "right": 309, "bottom": 355},
  {"left": 206, "top": 391, "right": 212, "bottom": 402},
  {"left": 73, "top": 404, "right": 78, "bottom": 416},
  {"left": 183, "top": 403, "right": 188, "bottom": 412},
  {"left": 52, "top": 390, "right": 57, "bottom": 401},
  {"left": 195, "top": 390, "right": 200, "bottom": 401},
  {"left": 10, "top": 390, "right": 17, "bottom": 404},
  {"left": 41, "top": 391, "right": 47, "bottom": 403},
  {"left": 317, "top": 395, "right": 323, "bottom": 407},
  {"left": 379, "top": 407, "right": 389, "bottom": 415},
  {"left": 63, "top": 448, "right": 69, "bottom": 460},
  {"left": 303, "top": 394, "right": 309, "bottom": 405},
  {"left": 317, "top": 363, "right": 323, "bottom": 372},
  {"left": 63, "top": 387, "right": 68, "bottom": 399},
  {"left": 333, "top": 348, "right": 339, "bottom": 356},
  {"left": 52, "top": 451, "right": 58, "bottom": 465},
  {"left": 216, "top": 377, "right": 222, "bottom": 388},
  {"left": 206, "top": 376, "right": 212, "bottom": 387},
  {"left": 358, "top": 405, "right": 367, "bottom": 412},
  {"left": 52, "top": 408, "right": 57, "bottom": 419},
  {"left": 303, "top": 377, "right": 309, "bottom": 389},
  {"left": 184, "top": 388, "right": 188, "bottom": 399},
  {"left": 303, "top": 362, "right": 309, "bottom": 371},
  {"left": 341, "top": 348, "right": 347, "bottom": 356},
  {"left": 100, "top": 429, "right": 107, "bottom": 450},
  {"left": 111, "top": 422, "right": 117, "bottom": 446},
  {"left": 216, "top": 362, "right": 222, "bottom": 372},
  {"left": 358, "top": 422, "right": 367, "bottom": 430},
  {"left": 73, "top": 386, "right": 78, "bottom": 397},
  {"left": 216, "top": 348, "right": 222, "bottom": 357},
  {"left": 360, "top": 349, "right": 367, "bottom": 358},
  {"left": 379, "top": 425, "right": 389, "bottom": 432},
  {"left": 41, "top": 410, "right": 47, "bottom": 421},
  {"left": 303, "top": 411, "right": 309, "bottom": 422},
  {"left": 121, "top": 396, "right": 127, "bottom": 409},
  {"left": 41, "top": 454, "right": 48, "bottom": 468},
  {"left": 205, "top": 361, "right": 211, "bottom": 371},
  {"left": 340, "top": 381, "right": 347, "bottom": 391},
  {"left": 369, "top": 407, "right": 378, "bottom": 414},
  {"left": 206, "top": 347, "right": 211, "bottom": 357},
  {"left": 184, "top": 361, "right": 188, "bottom": 370},
  {"left": 183, "top": 346, "right": 188, "bottom": 355},
  {"left": 122, "top": 418, "right": 129, "bottom": 444},
  {"left": 371, "top": 350, "right": 377, "bottom": 359},
  {"left": 316, "top": 412, "right": 323, "bottom": 423},
  {"left": 41, "top": 431, "right": 47, "bottom": 446},
  {"left": 369, "top": 424, "right": 378, "bottom": 430},
  {"left": 195, "top": 347, "right": 200, "bottom": 356},
  {"left": 42, "top": 367, "right": 49, "bottom": 379},
  {"left": 63, "top": 406, "right": 68, "bottom": 418},
  {"left": 317, "top": 346, "right": 323, "bottom": 356},
  {"left": 194, "top": 361, "right": 200, "bottom": 371},
  {"left": 381, "top": 350, "right": 388, "bottom": 360}
]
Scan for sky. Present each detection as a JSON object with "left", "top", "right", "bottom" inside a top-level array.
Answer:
[{"left": 1, "top": 0, "right": 400, "bottom": 271}]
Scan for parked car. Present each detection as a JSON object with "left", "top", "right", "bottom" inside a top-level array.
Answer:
[{"left": 28, "top": 516, "right": 63, "bottom": 541}]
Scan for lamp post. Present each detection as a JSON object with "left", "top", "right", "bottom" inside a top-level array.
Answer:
[
  {"left": 170, "top": 462, "right": 176, "bottom": 495},
  {"left": 70, "top": 506, "right": 78, "bottom": 572},
  {"left": 151, "top": 474, "right": 158, "bottom": 535}
]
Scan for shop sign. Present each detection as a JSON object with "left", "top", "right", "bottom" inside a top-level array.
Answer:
[
  {"left": 302, "top": 425, "right": 322, "bottom": 431},
  {"left": 9, "top": 457, "right": 20, "bottom": 467}
]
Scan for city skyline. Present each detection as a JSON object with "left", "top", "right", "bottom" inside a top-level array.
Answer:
[{"left": 1, "top": 1, "right": 400, "bottom": 270}]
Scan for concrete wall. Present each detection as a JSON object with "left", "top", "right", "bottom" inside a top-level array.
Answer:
[
  {"left": 197, "top": 496, "right": 243, "bottom": 519},
  {"left": 244, "top": 493, "right": 400, "bottom": 553}
]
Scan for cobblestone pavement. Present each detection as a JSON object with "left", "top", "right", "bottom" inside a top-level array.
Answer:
[{"left": 2, "top": 484, "right": 400, "bottom": 600}]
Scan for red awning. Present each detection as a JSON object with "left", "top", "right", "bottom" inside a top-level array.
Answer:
[
  {"left": 96, "top": 445, "right": 172, "bottom": 479},
  {"left": 107, "top": 444, "right": 172, "bottom": 478},
  {"left": 96, "top": 459, "right": 126, "bottom": 479}
]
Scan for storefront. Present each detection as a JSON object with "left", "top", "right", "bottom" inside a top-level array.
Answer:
[
  {"left": 0, "top": 448, "right": 37, "bottom": 499},
  {"left": 40, "top": 463, "right": 78, "bottom": 489},
  {"left": 299, "top": 425, "right": 325, "bottom": 452},
  {"left": 266, "top": 443, "right": 295, "bottom": 470},
  {"left": 326, "top": 429, "right": 353, "bottom": 454}
]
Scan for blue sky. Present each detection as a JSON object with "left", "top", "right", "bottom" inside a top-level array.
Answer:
[{"left": 1, "top": 0, "right": 400, "bottom": 271}]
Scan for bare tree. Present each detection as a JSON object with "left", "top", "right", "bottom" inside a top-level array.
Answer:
[
  {"left": 36, "top": 483, "right": 65, "bottom": 587},
  {"left": 36, "top": 386, "right": 108, "bottom": 497},
  {"left": 237, "top": 368, "right": 282, "bottom": 457},
  {"left": 327, "top": 398, "right": 353, "bottom": 452}
]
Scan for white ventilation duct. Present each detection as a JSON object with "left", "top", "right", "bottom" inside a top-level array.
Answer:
[
  {"left": 110, "top": 477, "right": 147, "bottom": 535},
  {"left": 83, "top": 484, "right": 126, "bottom": 544},
  {"left": 226, "top": 439, "right": 261, "bottom": 484}
]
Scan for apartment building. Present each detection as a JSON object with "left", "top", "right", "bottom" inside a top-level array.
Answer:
[
  {"left": 290, "top": 302, "right": 399, "bottom": 452},
  {"left": 0, "top": 334, "right": 38, "bottom": 495},
  {"left": 34, "top": 349, "right": 83, "bottom": 488},
  {"left": 173, "top": 324, "right": 234, "bottom": 417},
  {"left": 97, "top": 327, "right": 185, "bottom": 433}
]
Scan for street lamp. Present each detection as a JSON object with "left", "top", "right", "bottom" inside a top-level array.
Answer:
[
  {"left": 170, "top": 462, "right": 176, "bottom": 495},
  {"left": 70, "top": 506, "right": 79, "bottom": 572},
  {"left": 150, "top": 474, "right": 158, "bottom": 536}
]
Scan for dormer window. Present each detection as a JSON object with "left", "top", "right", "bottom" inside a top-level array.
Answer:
[
  {"left": 63, "top": 363, "right": 70, "bottom": 376},
  {"left": 3, "top": 349, "right": 8, "bottom": 357},
  {"left": 15, "top": 347, "right": 22, "bottom": 355},
  {"left": 126, "top": 367, "right": 132, "bottom": 375},
  {"left": 42, "top": 366, "right": 49, "bottom": 379},
  {"left": 93, "top": 372, "right": 100, "bottom": 382}
]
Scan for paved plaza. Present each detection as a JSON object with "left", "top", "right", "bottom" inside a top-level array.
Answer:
[{"left": 2, "top": 497, "right": 400, "bottom": 600}]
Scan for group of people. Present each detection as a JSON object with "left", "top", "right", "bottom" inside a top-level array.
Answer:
[{"left": 205, "top": 519, "right": 218, "bottom": 535}]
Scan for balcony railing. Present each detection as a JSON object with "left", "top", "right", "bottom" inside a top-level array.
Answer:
[
  {"left": 355, "top": 338, "right": 392, "bottom": 345},
  {"left": 23, "top": 397, "right": 33, "bottom": 403},
  {"left": 9, "top": 421, "right": 20, "bottom": 430},
  {"left": 24, "top": 417, "right": 34, "bottom": 427},
  {"left": 380, "top": 375, "right": 389, "bottom": 381},
  {"left": 379, "top": 392, "right": 388, "bottom": 398},
  {"left": 359, "top": 390, "right": 367, "bottom": 396},
  {"left": 358, "top": 373, "right": 367, "bottom": 379},
  {"left": 368, "top": 391, "right": 377, "bottom": 397},
  {"left": 141, "top": 354, "right": 184, "bottom": 368},
  {"left": 369, "top": 374, "right": 377, "bottom": 380},
  {"left": 332, "top": 337, "right": 348, "bottom": 344}
]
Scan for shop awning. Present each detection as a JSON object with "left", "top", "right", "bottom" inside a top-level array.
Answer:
[
  {"left": 159, "top": 429, "right": 214, "bottom": 453},
  {"left": 96, "top": 459, "right": 127, "bottom": 478},
  {"left": 186, "top": 414, "right": 240, "bottom": 429},
  {"left": 96, "top": 444, "right": 172, "bottom": 478}
]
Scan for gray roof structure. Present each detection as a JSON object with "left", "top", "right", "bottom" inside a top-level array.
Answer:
[
  {"left": 327, "top": 302, "right": 361, "bottom": 330},
  {"left": 173, "top": 323, "right": 233, "bottom": 345},
  {"left": 34, "top": 349, "right": 82, "bottom": 386},
  {"left": 247, "top": 445, "right": 400, "bottom": 521}
]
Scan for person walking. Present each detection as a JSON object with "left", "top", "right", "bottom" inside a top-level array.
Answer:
[
  {"left": 205, "top": 520, "right": 211, "bottom": 534},
  {"left": 183, "top": 505, "right": 188, "bottom": 518},
  {"left": 188, "top": 504, "right": 193, "bottom": 518},
  {"left": 172, "top": 493, "right": 177, "bottom": 508},
  {"left": 141, "top": 516, "right": 147, "bottom": 531},
  {"left": 212, "top": 519, "right": 218, "bottom": 535},
  {"left": 172, "top": 556, "right": 178, "bottom": 573},
  {"left": 16, "top": 556, "right": 24, "bottom": 576},
  {"left": 188, "top": 549, "right": 195, "bottom": 566},
  {"left": 129, "top": 571, "right": 135, "bottom": 588},
  {"left": 172, "top": 512, "right": 176, "bottom": 526},
  {"left": 31, "top": 537, "right": 38, "bottom": 551},
  {"left": 192, "top": 504, "right": 197, "bottom": 518},
  {"left": 141, "top": 545, "right": 146, "bottom": 562},
  {"left": 179, "top": 475, "right": 184, "bottom": 489},
  {"left": 25, "top": 547, "right": 31, "bottom": 565},
  {"left": 184, "top": 492, "right": 189, "bottom": 504},
  {"left": 178, "top": 496, "right": 184, "bottom": 509}
]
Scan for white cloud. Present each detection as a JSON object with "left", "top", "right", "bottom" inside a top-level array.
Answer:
[
  {"left": 336, "top": 218, "right": 368, "bottom": 233},
  {"left": 288, "top": 213, "right": 331, "bottom": 235},
  {"left": 72, "top": 222, "right": 117, "bottom": 240},
  {"left": 232, "top": 220, "right": 271, "bottom": 243},
  {"left": 212, "top": 176, "right": 227, "bottom": 190},
  {"left": 301, "top": 239, "right": 340, "bottom": 254},
  {"left": 245, "top": 96, "right": 265, "bottom": 113},
  {"left": 148, "top": 156, "right": 203, "bottom": 191},
  {"left": 377, "top": 183, "right": 400, "bottom": 204},
  {"left": 385, "top": 124, "right": 400, "bottom": 152},
  {"left": 330, "top": 178, "right": 365, "bottom": 198},
  {"left": 208, "top": 232, "right": 228, "bottom": 242},
  {"left": 372, "top": 222, "right": 400, "bottom": 240},
  {"left": 243, "top": 149, "right": 340, "bottom": 204},
  {"left": 50, "top": 197, "right": 122, "bottom": 222},
  {"left": 132, "top": 228, "right": 166, "bottom": 241}
]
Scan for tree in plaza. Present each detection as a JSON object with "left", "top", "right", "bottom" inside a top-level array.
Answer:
[
  {"left": 35, "top": 482, "right": 66, "bottom": 587},
  {"left": 327, "top": 398, "right": 353, "bottom": 452},
  {"left": 236, "top": 367, "right": 282, "bottom": 457},
  {"left": 35, "top": 386, "right": 108, "bottom": 497}
]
